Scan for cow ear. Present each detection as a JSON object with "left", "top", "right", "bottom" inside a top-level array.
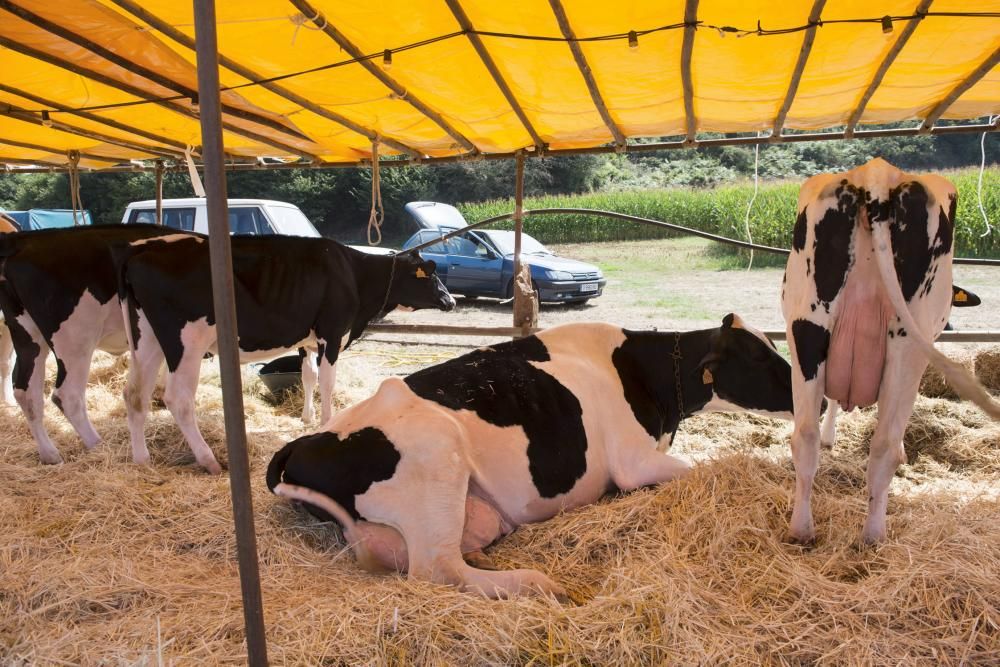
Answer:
[
  {"left": 722, "top": 313, "right": 735, "bottom": 329},
  {"left": 698, "top": 351, "right": 721, "bottom": 370}
]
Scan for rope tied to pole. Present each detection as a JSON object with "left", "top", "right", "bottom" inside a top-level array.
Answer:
[
  {"left": 367, "top": 138, "right": 385, "bottom": 246},
  {"left": 977, "top": 114, "right": 997, "bottom": 238},
  {"left": 289, "top": 10, "right": 327, "bottom": 46},
  {"left": 67, "top": 150, "right": 84, "bottom": 225}
]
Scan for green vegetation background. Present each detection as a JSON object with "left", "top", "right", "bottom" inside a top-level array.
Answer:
[{"left": 1, "top": 130, "right": 997, "bottom": 259}]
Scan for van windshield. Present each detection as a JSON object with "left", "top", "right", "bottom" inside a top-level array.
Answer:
[{"left": 265, "top": 204, "right": 321, "bottom": 237}]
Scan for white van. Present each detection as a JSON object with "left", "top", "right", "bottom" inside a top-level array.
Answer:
[{"left": 121, "top": 198, "right": 320, "bottom": 237}]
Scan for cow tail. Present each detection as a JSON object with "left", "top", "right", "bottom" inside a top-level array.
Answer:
[
  {"left": 870, "top": 221, "right": 1000, "bottom": 420},
  {"left": 108, "top": 242, "right": 138, "bottom": 304},
  {"left": 272, "top": 482, "right": 385, "bottom": 573},
  {"left": 0, "top": 233, "right": 18, "bottom": 282},
  {"left": 265, "top": 439, "right": 299, "bottom": 492}
]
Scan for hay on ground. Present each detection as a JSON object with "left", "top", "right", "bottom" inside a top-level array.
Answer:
[{"left": 1, "top": 346, "right": 999, "bottom": 665}]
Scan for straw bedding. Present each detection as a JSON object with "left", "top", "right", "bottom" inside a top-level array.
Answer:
[{"left": 1, "top": 347, "right": 999, "bottom": 665}]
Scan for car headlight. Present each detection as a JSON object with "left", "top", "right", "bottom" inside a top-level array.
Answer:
[{"left": 546, "top": 270, "right": 574, "bottom": 281}]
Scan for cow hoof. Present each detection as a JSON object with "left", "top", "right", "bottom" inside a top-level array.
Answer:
[
  {"left": 200, "top": 459, "right": 223, "bottom": 475},
  {"left": 785, "top": 531, "right": 816, "bottom": 547},
  {"left": 38, "top": 450, "right": 64, "bottom": 465},
  {"left": 859, "top": 528, "right": 886, "bottom": 547},
  {"left": 133, "top": 453, "right": 152, "bottom": 466},
  {"left": 463, "top": 550, "right": 498, "bottom": 571},
  {"left": 820, "top": 439, "right": 835, "bottom": 450}
]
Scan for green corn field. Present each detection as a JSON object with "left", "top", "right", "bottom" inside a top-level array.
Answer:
[{"left": 457, "top": 168, "right": 1000, "bottom": 262}]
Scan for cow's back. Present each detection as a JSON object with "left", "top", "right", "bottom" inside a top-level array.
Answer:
[
  {"left": 0, "top": 225, "right": 182, "bottom": 333},
  {"left": 404, "top": 322, "right": 631, "bottom": 522}
]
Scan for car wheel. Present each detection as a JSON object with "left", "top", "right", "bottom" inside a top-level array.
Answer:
[{"left": 505, "top": 278, "right": 541, "bottom": 305}]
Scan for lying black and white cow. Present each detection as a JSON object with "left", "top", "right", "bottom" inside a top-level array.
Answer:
[
  {"left": 115, "top": 236, "right": 455, "bottom": 473},
  {"left": 782, "top": 158, "right": 1000, "bottom": 545},
  {"left": 0, "top": 225, "right": 193, "bottom": 465},
  {"left": 267, "top": 316, "right": 794, "bottom": 598}
]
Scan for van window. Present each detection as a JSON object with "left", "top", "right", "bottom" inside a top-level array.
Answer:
[
  {"left": 229, "top": 207, "right": 274, "bottom": 235},
  {"left": 128, "top": 207, "right": 196, "bottom": 231}
]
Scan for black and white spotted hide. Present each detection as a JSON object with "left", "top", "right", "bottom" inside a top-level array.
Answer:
[{"left": 781, "top": 157, "right": 1000, "bottom": 546}]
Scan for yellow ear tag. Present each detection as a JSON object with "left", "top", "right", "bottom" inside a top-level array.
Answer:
[
  {"left": 703, "top": 367, "right": 713, "bottom": 384},
  {"left": 415, "top": 267, "right": 427, "bottom": 278},
  {"left": 955, "top": 290, "right": 967, "bottom": 302}
]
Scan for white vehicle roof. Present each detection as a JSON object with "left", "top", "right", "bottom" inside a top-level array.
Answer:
[{"left": 125, "top": 198, "right": 302, "bottom": 208}]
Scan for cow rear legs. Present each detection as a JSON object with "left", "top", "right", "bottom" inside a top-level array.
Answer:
[
  {"left": 15, "top": 345, "right": 60, "bottom": 464},
  {"left": 122, "top": 320, "right": 166, "bottom": 466},
  {"left": 860, "top": 345, "right": 926, "bottom": 544},
  {"left": 369, "top": 472, "right": 564, "bottom": 599},
  {"left": 0, "top": 323, "right": 16, "bottom": 406}
]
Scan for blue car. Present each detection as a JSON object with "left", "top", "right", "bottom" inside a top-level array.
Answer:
[{"left": 401, "top": 202, "right": 606, "bottom": 304}]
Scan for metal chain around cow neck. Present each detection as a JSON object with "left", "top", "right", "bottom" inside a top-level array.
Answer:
[
  {"left": 377, "top": 254, "right": 397, "bottom": 317},
  {"left": 672, "top": 331, "right": 686, "bottom": 420}
]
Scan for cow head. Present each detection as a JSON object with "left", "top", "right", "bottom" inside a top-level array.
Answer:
[
  {"left": 384, "top": 251, "right": 455, "bottom": 313},
  {"left": 697, "top": 313, "right": 794, "bottom": 419}
]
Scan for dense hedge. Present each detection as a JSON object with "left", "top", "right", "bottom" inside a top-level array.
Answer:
[{"left": 457, "top": 168, "right": 1000, "bottom": 260}]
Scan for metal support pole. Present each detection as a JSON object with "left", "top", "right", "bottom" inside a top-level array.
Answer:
[
  {"left": 192, "top": 1, "right": 268, "bottom": 665},
  {"left": 154, "top": 159, "right": 164, "bottom": 226}
]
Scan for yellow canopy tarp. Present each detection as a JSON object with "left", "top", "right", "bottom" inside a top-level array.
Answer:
[{"left": 0, "top": 0, "right": 997, "bottom": 168}]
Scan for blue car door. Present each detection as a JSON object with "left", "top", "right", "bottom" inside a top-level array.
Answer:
[{"left": 445, "top": 232, "right": 504, "bottom": 296}]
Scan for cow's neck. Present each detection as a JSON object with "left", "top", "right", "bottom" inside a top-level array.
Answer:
[
  {"left": 617, "top": 330, "right": 715, "bottom": 436},
  {"left": 349, "top": 252, "right": 395, "bottom": 340}
]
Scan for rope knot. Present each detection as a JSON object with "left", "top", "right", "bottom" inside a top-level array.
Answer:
[{"left": 289, "top": 10, "right": 326, "bottom": 46}]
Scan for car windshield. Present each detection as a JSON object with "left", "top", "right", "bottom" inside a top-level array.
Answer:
[
  {"left": 264, "top": 204, "right": 321, "bottom": 237},
  {"left": 482, "top": 230, "right": 550, "bottom": 256}
]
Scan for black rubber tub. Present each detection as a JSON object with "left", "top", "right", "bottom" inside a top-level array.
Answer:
[{"left": 257, "top": 354, "right": 302, "bottom": 400}]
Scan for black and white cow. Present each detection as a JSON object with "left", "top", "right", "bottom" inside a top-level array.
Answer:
[
  {"left": 0, "top": 225, "right": 193, "bottom": 464},
  {"left": 782, "top": 158, "right": 1000, "bottom": 545},
  {"left": 115, "top": 235, "right": 455, "bottom": 474},
  {"left": 266, "top": 316, "right": 794, "bottom": 598}
]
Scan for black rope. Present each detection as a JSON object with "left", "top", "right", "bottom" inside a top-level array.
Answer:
[
  {"left": 4, "top": 11, "right": 999, "bottom": 115},
  {"left": 405, "top": 207, "right": 1000, "bottom": 267}
]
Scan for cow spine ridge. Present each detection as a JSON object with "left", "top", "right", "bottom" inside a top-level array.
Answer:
[
  {"left": 273, "top": 482, "right": 384, "bottom": 572},
  {"left": 870, "top": 221, "right": 1000, "bottom": 420}
]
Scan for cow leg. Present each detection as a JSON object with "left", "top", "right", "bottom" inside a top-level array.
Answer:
[
  {"left": 122, "top": 324, "right": 166, "bottom": 466},
  {"left": 367, "top": 469, "right": 564, "bottom": 599},
  {"left": 17, "top": 346, "right": 60, "bottom": 464},
  {"left": 0, "top": 323, "right": 15, "bottom": 406},
  {"left": 820, "top": 400, "right": 839, "bottom": 449},
  {"left": 50, "top": 352, "right": 101, "bottom": 450},
  {"left": 860, "top": 345, "right": 926, "bottom": 544},
  {"left": 318, "top": 358, "right": 338, "bottom": 425},
  {"left": 609, "top": 446, "right": 692, "bottom": 491},
  {"left": 8, "top": 317, "right": 60, "bottom": 464},
  {"left": 161, "top": 337, "right": 222, "bottom": 474},
  {"left": 787, "top": 341, "right": 827, "bottom": 545},
  {"left": 299, "top": 348, "right": 317, "bottom": 424}
]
